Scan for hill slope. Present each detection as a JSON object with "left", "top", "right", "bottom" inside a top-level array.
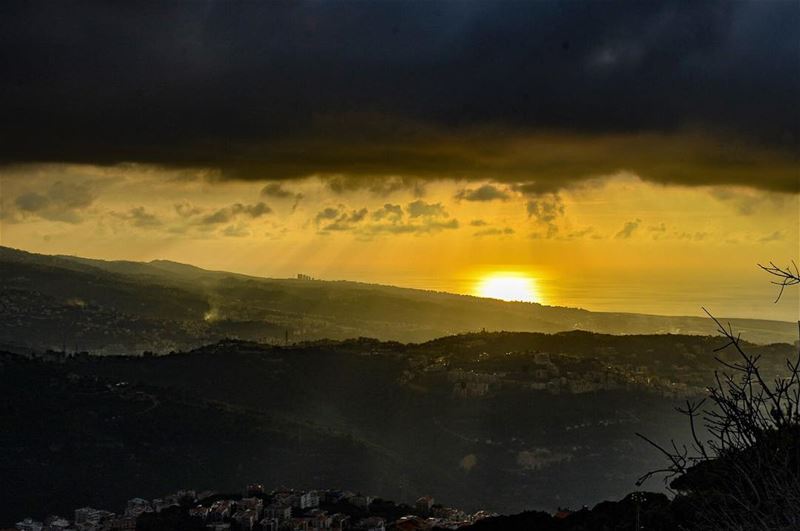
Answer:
[
  {"left": 1, "top": 245, "right": 795, "bottom": 353},
  {"left": 3, "top": 331, "right": 794, "bottom": 525}
]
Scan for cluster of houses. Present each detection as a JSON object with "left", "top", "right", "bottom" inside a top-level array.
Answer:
[
  {"left": 192, "top": 488, "right": 354, "bottom": 531},
  {"left": 13, "top": 490, "right": 199, "bottom": 531},
  {"left": 12, "top": 486, "right": 493, "bottom": 531},
  {"left": 411, "top": 350, "right": 703, "bottom": 399}
]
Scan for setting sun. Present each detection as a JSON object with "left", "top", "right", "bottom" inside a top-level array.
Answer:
[{"left": 476, "top": 274, "right": 540, "bottom": 303}]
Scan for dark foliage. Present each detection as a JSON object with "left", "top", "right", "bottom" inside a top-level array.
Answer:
[{"left": 636, "top": 261, "right": 800, "bottom": 530}]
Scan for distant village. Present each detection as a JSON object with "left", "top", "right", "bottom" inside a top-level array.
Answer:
[
  {"left": 29, "top": 337, "right": 712, "bottom": 401},
  {"left": 10, "top": 485, "right": 500, "bottom": 531},
  {"left": 400, "top": 347, "right": 708, "bottom": 400}
]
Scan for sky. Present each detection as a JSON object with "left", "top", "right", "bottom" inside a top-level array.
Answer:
[{"left": 0, "top": 1, "right": 798, "bottom": 320}]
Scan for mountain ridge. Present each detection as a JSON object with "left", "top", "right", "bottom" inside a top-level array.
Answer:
[{"left": 1, "top": 245, "right": 796, "bottom": 351}]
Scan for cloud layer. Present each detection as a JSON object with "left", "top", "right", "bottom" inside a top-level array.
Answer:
[
  {"left": 314, "top": 200, "right": 460, "bottom": 237},
  {"left": 0, "top": 1, "right": 797, "bottom": 192},
  {"left": 13, "top": 181, "right": 95, "bottom": 223}
]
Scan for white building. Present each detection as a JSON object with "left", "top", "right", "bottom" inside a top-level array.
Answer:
[
  {"left": 15, "top": 518, "right": 43, "bottom": 531},
  {"left": 291, "top": 491, "right": 319, "bottom": 510}
]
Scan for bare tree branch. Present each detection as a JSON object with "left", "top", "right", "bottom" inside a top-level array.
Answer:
[{"left": 638, "top": 260, "right": 800, "bottom": 530}]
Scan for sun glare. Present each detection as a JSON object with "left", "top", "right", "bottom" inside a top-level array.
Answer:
[{"left": 475, "top": 274, "right": 540, "bottom": 303}]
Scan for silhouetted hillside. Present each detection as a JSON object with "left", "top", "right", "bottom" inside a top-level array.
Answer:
[
  {"left": 2, "top": 332, "right": 796, "bottom": 526},
  {"left": 1, "top": 246, "right": 796, "bottom": 354}
]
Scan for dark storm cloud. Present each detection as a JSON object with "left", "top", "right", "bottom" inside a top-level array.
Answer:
[
  {"left": 200, "top": 202, "right": 272, "bottom": 225},
  {"left": 527, "top": 193, "right": 565, "bottom": 238},
  {"left": 260, "top": 183, "right": 295, "bottom": 199},
  {"left": 372, "top": 204, "right": 403, "bottom": 222},
  {"left": 13, "top": 180, "right": 96, "bottom": 223},
  {"left": 615, "top": 219, "right": 642, "bottom": 239},
  {"left": 320, "top": 208, "right": 369, "bottom": 231},
  {"left": 174, "top": 202, "right": 202, "bottom": 218},
  {"left": 474, "top": 227, "right": 515, "bottom": 237},
  {"left": 0, "top": 1, "right": 797, "bottom": 192},
  {"left": 407, "top": 200, "right": 448, "bottom": 218},
  {"left": 315, "top": 201, "right": 459, "bottom": 236},
  {"left": 325, "top": 175, "right": 427, "bottom": 197},
  {"left": 14, "top": 192, "right": 49, "bottom": 213},
  {"left": 261, "top": 182, "right": 303, "bottom": 211},
  {"left": 526, "top": 195, "right": 564, "bottom": 223},
  {"left": 455, "top": 184, "right": 510, "bottom": 202},
  {"left": 121, "top": 206, "right": 162, "bottom": 228},
  {"left": 314, "top": 207, "right": 341, "bottom": 225}
]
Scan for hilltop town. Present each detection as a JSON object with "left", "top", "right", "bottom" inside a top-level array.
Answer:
[{"left": 11, "top": 485, "right": 495, "bottom": 531}]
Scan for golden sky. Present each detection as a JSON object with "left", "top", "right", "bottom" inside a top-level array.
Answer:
[
  {"left": 1, "top": 2, "right": 799, "bottom": 321},
  {"left": 1, "top": 163, "right": 797, "bottom": 321}
]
